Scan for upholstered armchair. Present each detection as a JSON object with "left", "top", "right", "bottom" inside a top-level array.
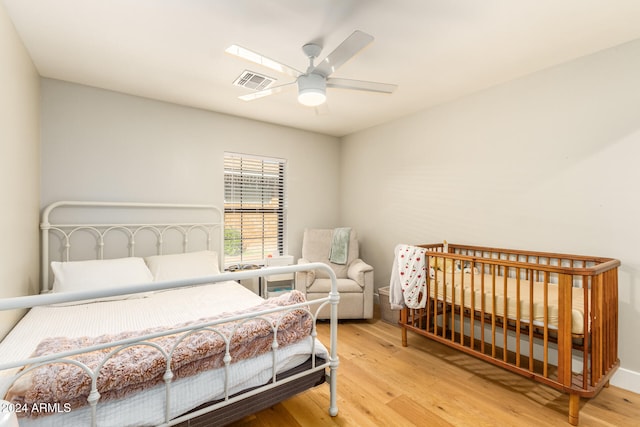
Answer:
[{"left": 295, "top": 228, "right": 374, "bottom": 319}]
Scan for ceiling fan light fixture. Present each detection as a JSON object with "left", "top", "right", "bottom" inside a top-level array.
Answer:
[
  {"left": 298, "top": 89, "right": 326, "bottom": 107},
  {"left": 297, "top": 73, "right": 326, "bottom": 107}
]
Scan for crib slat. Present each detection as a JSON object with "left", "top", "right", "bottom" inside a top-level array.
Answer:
[
  {"left": 491, "top": 265, "right": 497, "bottom": 359},
  {"left": 426, "top": 259, "right": 431, "bottom": 333},
  {"left": 470, "top": 264, "right": 475, "bottom": 351},
  {"left": 592, "top": 274, "right": 603, "bottom": 385},
  {"left": 459, "top": 265, "right": 465, "bottom": 346},
  {"left": 452, "top": 264, "right": 464, "bottom": 341},
  {"left": 543, "top": 271, "right": 549, "bottom": 378},
  {"left": 603, "top": 269, "right": 617, "bottom": 377},
  {"left": 480, "top": 266, "right": 486, "bottom": 354},
  {"left": 557, "top": 273, "right": 573, "bottom": 388},
  {"left": 582, "top": 275, "right": 589, "bottom": 390},
  {"left": 605, "top": 271, "right": 613, "bottom": 371},
  {"left": 433, "top": 265, "right": 438, "bottom": 337},
  {"left": 612, "top": 269, "right": 619, "bottom": 369},
  {"left": 502, "top": 273, "right": 508, "bottom": 363},
  {"left": 515, "top": 269, "right": 521, "bottom": 368},
  {"left": 441, "top": 258, "right": 447, "bottom": 339},
  {"left": 528, "top": 269, "right": 534, "bottom": 372}
]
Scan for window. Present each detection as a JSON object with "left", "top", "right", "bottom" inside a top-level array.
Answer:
[{"left": 223, "top": 153, "right": 287, "bottom": 265}]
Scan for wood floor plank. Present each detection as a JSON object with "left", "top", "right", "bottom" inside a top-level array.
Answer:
[
  {"left": 281, "top": 391, "right": 338, "bottom": 426},
  {"left": 386, "top": 394, "right": 455, "bottom": 427},
  {"left": 229, "top": 312, "right": 640, "bottom": 426}
]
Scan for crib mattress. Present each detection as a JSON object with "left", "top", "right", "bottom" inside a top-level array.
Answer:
[
  {"left": 0, "top": 281, "right": 327, "bottom": 427},
  {"left": 430, "top": 272, "right": 587, "bottom": 335}
]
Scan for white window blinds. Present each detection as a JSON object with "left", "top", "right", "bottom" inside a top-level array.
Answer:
[{"left": 223, "top": 153, "right": 287, "bottom": 265}]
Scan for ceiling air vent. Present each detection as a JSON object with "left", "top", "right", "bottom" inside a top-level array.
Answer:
[{"left": 233, "top": 70, "right": 276, "bottom": 91}]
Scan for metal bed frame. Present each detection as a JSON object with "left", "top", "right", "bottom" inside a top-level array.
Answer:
[{"left": 0, "top": 201, "right": 339, "bottom": 426}]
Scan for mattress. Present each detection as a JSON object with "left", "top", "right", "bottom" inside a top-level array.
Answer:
[
  {"left": 0, "top": 281, "right": 328, "bottom": 427},
  {"left": 430, "top": 272, "right": 587, "bottom": 335}
]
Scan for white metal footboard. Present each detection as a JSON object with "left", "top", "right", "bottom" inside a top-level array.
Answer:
[{"left": 0, "top": 264, "right": 339, "bottom": 426}]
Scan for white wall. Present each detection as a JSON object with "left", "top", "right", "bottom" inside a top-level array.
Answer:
[
  {"left": 40, "top": 79, "right": 341, "bottom": 260},
  {"left": 0, "top": 3, "right": 40, "bottom": 336},
  {"left": 341, "top": 39, "right": 640, "bottom": 388}
]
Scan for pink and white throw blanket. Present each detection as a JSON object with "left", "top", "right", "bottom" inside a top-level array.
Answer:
[
  {"left": 389, "top": 244, "right": 430, "bottom": 309},
  {"left": 5, "top": 291, "right": 312, "bottom": 418}
]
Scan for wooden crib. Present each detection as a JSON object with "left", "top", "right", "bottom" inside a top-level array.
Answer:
[{"left": 398, "top": 243, "right": 620, "bottom": 425}]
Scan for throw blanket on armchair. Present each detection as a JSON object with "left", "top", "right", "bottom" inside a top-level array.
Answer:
[
  {"left": 328, "top": 227, "right": 351, "bottom": 265},
  {"left": 6, "top": 291, "right": 312, "bottom": 418}
]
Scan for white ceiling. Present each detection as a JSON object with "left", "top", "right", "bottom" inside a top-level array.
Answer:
[{"left": 5, "top": 0, "right": 640, "bottom": 137}]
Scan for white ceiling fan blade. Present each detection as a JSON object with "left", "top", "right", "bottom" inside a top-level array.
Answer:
[
  {"left": 312, "top": 30, "right": 374, "bottom": 77},
  {"left": 226, "top": 45, "right": 302, "bottom": 78},
  {"left": 238, "top": 82, "right": 296, "bottom": 101},
  {"left": 326, "top": 77, "right": 397, "bottom": 94}
]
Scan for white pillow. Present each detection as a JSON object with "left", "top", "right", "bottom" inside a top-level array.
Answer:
[
  {"left": 50, "top": 257, "right": 154, "bottom": 302},
  {"left": 144, "top": 251, "right": 220, "bottom": 282}
]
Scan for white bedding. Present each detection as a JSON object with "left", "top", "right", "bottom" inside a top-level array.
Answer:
[{"left": 0, "top": 281, "right": 328, "bottom": 427}]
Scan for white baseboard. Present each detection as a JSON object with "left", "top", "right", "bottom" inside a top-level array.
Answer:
[{"left": 611, "top": 367, "right": 640, "bottom": 394}]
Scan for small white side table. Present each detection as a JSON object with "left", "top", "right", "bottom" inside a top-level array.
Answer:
[
  {"left": 261, "top": 272, "right": 295, "bottom": 298},
  {"left": 261, "top": 255, "right": 295, "bottom": 298}
]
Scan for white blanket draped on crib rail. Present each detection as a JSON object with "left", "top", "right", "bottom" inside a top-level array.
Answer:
[{"left": 389, "top": 244, "right": 429, "bottom": 309}]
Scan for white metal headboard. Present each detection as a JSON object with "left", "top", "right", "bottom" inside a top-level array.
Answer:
[{"left": 40, "top": 201, "right": 224, "bottom": 293}]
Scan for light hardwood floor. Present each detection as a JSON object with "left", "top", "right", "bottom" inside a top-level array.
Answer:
[{"left": 230, "top": 310, "right": 640, "bottom": 426}]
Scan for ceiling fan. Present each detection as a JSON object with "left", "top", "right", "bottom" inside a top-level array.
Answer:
[{"left": 225, "top": 30, "right": 397, "bottom": 107}]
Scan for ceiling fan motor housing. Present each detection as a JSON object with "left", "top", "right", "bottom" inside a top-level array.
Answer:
[
  {"left": 297, "top": 73, "right": 327, "bottom": 106},
  {"left": 302, "top": 43, "right": 323, "bottom": 60}
]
